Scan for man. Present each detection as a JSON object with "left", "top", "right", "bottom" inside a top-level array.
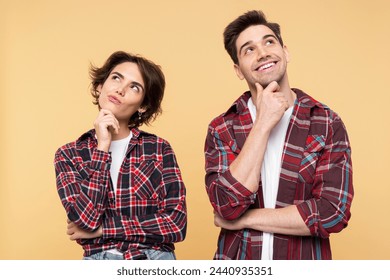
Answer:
[{"left": 204, "top": 10, "right": 353, "bottom": 259}]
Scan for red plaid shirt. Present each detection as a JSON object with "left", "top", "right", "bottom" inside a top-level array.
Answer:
[
  {"left": 205, "top": 89, "right": 353, "bottom": 259},
  {"left": 55, "top": 128, "right": 187, "bottom": 259}
]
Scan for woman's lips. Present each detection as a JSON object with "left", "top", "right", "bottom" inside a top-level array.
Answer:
[{"left": 108, "top": 95, "right": 121, "bottom": 105}]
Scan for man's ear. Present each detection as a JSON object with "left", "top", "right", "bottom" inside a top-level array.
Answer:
[
  {"left": 234, "top": 64, "right": 245, "bottom": 80},
  {"left": 283, "top": 45, "right": 291, "bottom": 63}
]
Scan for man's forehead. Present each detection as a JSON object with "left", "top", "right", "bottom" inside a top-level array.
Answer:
[{"left": 237, "top": 25, "right": 276, "bottom": 44}]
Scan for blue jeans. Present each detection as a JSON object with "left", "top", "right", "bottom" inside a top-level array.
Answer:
[{"left": 83, "top": 249, "right": 176, "bottom": 260}]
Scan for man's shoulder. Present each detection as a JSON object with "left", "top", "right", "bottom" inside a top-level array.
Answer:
[
  {"left": 208, "top": 92, "right": 250, "bottom": 129},
  {"left": 295, "top": 88, "right": 327, "bottom": 108},
  {"left": 208, "top": 111, "right": 231, "bottom": 129},
  {"left": 294, "top": 88, "right": 341, "bottom": 123}
]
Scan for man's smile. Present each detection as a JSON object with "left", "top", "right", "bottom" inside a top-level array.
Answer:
[{"left": 254, "top": 61, "right": 277, "bottom": 72}]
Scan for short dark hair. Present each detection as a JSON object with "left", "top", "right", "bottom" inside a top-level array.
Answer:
[
  {"left": 90, "top": 51, "right": 165, "bottom": 128},
  {"left": 223, "top": 10, "right": 284, "bottom": 64}
]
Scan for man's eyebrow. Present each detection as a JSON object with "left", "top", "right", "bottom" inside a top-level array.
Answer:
[
  {"left": 238, "top": 41, "right": 253, "bottom": 55},
  {"left": 238, "top": 34, "right": 279, "bottom": 54},
  {"left": 263, "top": 34, "right": 278, "bottom": 41}
]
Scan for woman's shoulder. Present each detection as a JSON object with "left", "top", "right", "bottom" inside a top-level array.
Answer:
[{"left": 55, "top": 129, "right": 95, "bottom": 157}]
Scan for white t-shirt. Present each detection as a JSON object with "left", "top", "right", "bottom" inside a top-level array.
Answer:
[
  {"left": 247, "top": 97, "right": 293, "bottom": 260},
  {"left": 109, "top": 131, "right": 132, "bottom": 195},
  {"left": 106, "top": 131, "right": 132, "bottom": 255}
]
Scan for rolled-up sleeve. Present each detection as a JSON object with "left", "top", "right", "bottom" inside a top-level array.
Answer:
[
  {"left": 205, "top": 125, "right": 256, "bottom": 220},
  {"left": 297, "top": 116, "right": 353, "bottom": 238},
  {"left": 54, "top": 148, "right": 110, "bottom": 231}
]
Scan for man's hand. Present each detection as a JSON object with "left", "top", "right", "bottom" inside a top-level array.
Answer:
[
  {"left": 93, "top": 109, "right": 120, "bottom": 152},
  {"left": 254, "top": 81, "right": 289, "bottom": 132},
  {"left": 66, "top": 219, "right": 103, "bottom": 241},
  {"left": 214, "top": 211, "right": 244, "bottom": 231}
]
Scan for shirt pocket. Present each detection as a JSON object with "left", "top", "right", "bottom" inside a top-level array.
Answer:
[
  {"left": 299, "top": 135, "right": 326, "bottom": 184},
  {"left": 131, "top": 159, "right": 162, "bottom": 201}
]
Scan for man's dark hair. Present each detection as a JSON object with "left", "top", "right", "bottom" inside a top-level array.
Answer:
[
  {"left": 223, "top": 10, "right": 284, "bottom": 64},
  {"left": 90, "top": 51, "right": 165, "bottom": 128}
]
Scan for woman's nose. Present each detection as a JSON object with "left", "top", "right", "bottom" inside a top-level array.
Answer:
[{"left": 115, "top": 87, "right": 125, "bottom": 96}]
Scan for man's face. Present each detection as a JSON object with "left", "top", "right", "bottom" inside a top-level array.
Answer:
[
  {"left": 97, "top": 62, "right": 146, "bottom": 122},
  {"left": 234, "top": 25, "right": 290, "bottom": 89}
]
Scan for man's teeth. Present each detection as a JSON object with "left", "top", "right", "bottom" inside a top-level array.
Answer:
[{"left": 259, "top": 62, "right": 275, "bottom": 70}]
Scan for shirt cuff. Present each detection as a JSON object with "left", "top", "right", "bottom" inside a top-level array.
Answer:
[
  {"left": 296, "top": 201, "right": 320, "bottom": 236},
  {"left": 221, "top": 169, "right": 257, "bottom": 205},
  {"left": 90, "top": 149, "right": 111, "bottom": 171}
]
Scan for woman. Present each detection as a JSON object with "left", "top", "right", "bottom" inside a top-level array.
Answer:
[{"left": 54, "top": 51, "right": 187, "bottom": 260}]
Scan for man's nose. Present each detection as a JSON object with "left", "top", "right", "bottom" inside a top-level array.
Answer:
[{"left": 256, "top": 45, "right": 268, "bottom": 61}]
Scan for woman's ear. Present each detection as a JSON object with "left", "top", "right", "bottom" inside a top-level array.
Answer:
[
  {"left": 96, "top": 84, "right": 102, "bottom": 93},
  {"left": 138, "top": 107, "right": 147, "bottom": 114}
]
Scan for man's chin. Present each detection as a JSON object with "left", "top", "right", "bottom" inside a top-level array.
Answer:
[{"left": 257, "top": 79, "right": 276, "bottom": 89}]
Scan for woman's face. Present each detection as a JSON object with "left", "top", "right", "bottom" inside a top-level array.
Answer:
[{"left": 97, "top": 62, "right": 146, "bottom": 123}]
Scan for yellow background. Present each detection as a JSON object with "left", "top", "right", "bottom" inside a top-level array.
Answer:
[{"left": 1, "top": 0, "right": 389, "bottom": 260}]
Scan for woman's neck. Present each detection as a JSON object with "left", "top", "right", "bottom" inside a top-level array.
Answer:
[{"left": 112, "top": 125, "right": 131, "bottom": 141}]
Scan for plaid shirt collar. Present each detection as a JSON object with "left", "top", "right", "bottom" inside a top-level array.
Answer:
[
  {"left": 78, "top": 126, "right": 143, "bottom": 143},
  {"left": 223, "top": 88, "right": 327, "bottom": 117}
]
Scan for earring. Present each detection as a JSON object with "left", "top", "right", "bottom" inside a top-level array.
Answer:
[{"left": 138, "top": 111, "right": 142, "bottom": 120}]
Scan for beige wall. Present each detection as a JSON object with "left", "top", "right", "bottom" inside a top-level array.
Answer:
[{"left": 1, "top": 0, "right": 389, "bottom": 259}]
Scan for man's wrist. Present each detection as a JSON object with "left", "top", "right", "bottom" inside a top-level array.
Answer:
[{"left": 241, "top": 209, "right": 254, "bottom": 229}]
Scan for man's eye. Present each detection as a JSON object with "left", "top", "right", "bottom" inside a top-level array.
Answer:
[
  {"left": 266, "top": 40, "right": 274, "bottom": 46},
  {"left": 245, "top": 47, "right": 254, "bottom": 54},
  {"left": 112, "top": 75, "right": 120, "bottom": 81}
]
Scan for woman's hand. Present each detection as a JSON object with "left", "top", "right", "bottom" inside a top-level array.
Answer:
[
  {"left": 93, "top": 109, "right": 119, "bottom": 152},
  {"left": 66, "top": 219, "right": 103, "bottom": 240}
]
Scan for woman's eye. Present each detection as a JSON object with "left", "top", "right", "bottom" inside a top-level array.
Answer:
[
  {"left": 131, "top": 85, "right": 140, "bottom": 92},
  {"left": 112, "top": 75, "right": 120, "bottom": 81}
]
